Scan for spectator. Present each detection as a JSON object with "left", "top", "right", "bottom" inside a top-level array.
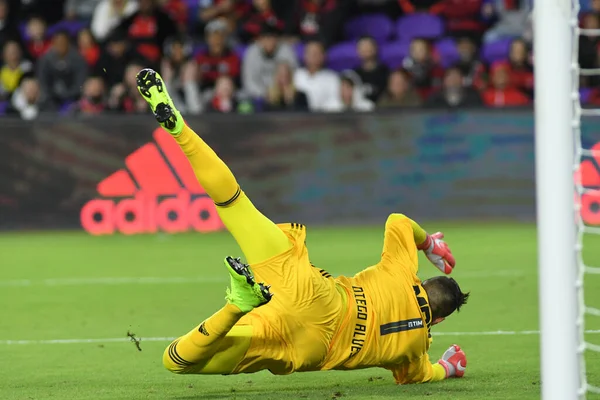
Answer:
[
  {"left": 323, "top": 70, "right": 375, "bottom": 112},
  {"left": 196, "top": 19, "right": 241, "bottom": 90},
  {"left": 197, "top": 0, "right": 251, "bottom": 36},
  {"left": 37, "top": 30, "right": 88, "bottom": 108},
  {"left": 78, "top": 28, "right": 101, "bottom": 68},
  {"left": 402, "top": 38, "right": 444, "bottom": 99},
  {"left": 243, "top": 23, "right": 297, "bottom": 99},
  {"left": 378, "top": 68, "right": 422, "bottom": 108},
  {"left": 161, "top": 34, "right": 202, "bottom": 115},
  {"left": 0, "top": 40, "right": 33, "bottom": 100},
  {"left": 10, "top": 77, "right": 42, "bottom": 120},
  {"left": 455, "top": 36, "right": 486, "bottom": 90},
  {"left": 241, "top": 0, "right": 285, "bottom": 43},
  {"left": 579, "top": 13, "right": 600, "bottom": 72},
  {"left": 78, "top": 76, "right": 106, "bottom": 115},
  {"left": 24, "top": 16, "right": 51, "bottom": 60},
  {"left": 161, "top": 0, "right": 188, "bottom": 31},
  {"left": 483, "top": 0, "right": 532, "bottom": 43},
  {"left": 353, "top": 0, "right": 402, "bottom": 18},
  {"left": 431, "top": 0, "right": 488, "bottom": 40},
  {"left": 482, "top": 62, "right": 529, "bottom": 107},
  {"left": 265, "top": 62, "right": 309, "bottom": 112},
  {"left": 108, "top": 62, "right": 148, "bottom": 112},
  {"left": 506, "top": 38, "right": 533, "bottom": 97},
  {"left": 208, "top": 75, "right": 239, "bottom": 113},
  {"left": 426, "top": 66, "right": 482, "bottom": 107},
  {"left": 287, "top": 0, "right": 348, "bottom": 48},
  {"left": 94, "top": 29, "right": 131, "bottom": 90},
  {"left": 0, "top": 0, "right": 21, "bottom": 52},
  {"left": 588, "top": 0, "right": 600, "bottom": 13},
  {"left": 91, "top": 0, "right": 138, "bottom": 42},
  {"left": 293, "top": 40, "right": 339, "bottom": 111},
  {"left": 398, "top": 0, "right": 442, "bottom": 13},
  {"left": 65, "top": 0, "right": 103, "bottom": 20},
  {"left": 584, "top": 85, "right": 600, "bottom": 106},
  {"left": 18, "top": 0, "right": 67, "bottom": 25},
  {"left": 116, "top": 0, "right": 177, "bottom": 66},
  {"left": 353, "top": 36, "right": 389, "bottom": 102},
  {"left": 590, "top": 50, "right": 600, "bottom": 88}
]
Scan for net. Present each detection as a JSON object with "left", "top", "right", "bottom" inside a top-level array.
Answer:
[{"left": 572, "top": 0, "right": 600, "bottom": 395}]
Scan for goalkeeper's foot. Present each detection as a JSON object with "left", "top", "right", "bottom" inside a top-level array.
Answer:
[
  {"left": 136, "top": 68, "right": 184, "bottom": 135},
  {"left": 224, "top": 256, "right": 272, "bottom": 313}
]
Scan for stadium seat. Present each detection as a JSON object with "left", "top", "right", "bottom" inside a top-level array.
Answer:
[
  {"left": 435, "top": 38, "right": 459, "bottom": 68},
  {"left": 326, "top": 41, "right": 360, "bottom": 71},
  {"left": 18, "top": 22, "right": 27, "bottom": 40},
  {"left": 185, "top": 0, "right": 200, "bottom": 29},
  {"left": 396, "top": 13, "right": 444, "bottom": 42},
  {"left": 59, "top": 101, "right": 76, "bottom": 115},
  {"left": 295, "top": 42, "right": 305, "bottom": 65},
  {"left": 192, "top": 44, "right": 206, "bottom": 57},
  {"left": 47, "top": 20, "right": 87, "bottom": 36},
  {"left": 481, "top": 38, "right": 513, "bottom": 64},
  {"left": 343, "top": 14, "right": 394, "bottom": 43},
  {"left": 580, "top": 87, "right": 593, "bottom": 104},
  {"left": 379, "top": 41, "right": 411, "bottom": 69},
  {"left": 234, "top": 44, "right": 248, "bottom": 59}
]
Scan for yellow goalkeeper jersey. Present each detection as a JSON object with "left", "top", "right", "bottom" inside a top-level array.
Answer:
[
  {"left": 233, "top": 215, "right": 435, "bottom": 384},
  {"left": 324, "top": 215, "right": 435, "bottom": 383}
]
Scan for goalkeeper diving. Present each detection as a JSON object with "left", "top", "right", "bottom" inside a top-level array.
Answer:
[{"left": 136, "top": 68, "right": 470, "bottom": 384}]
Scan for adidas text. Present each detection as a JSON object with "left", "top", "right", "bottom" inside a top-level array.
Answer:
[{"left": 81, "top": 191, "right": 222, "bottom": 235}]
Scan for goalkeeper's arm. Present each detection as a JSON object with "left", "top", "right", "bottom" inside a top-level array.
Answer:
[
  {"left": 387, "top": 214, "right": 456, "bottom": 274},
  {"left": 393, "top": 345, "right": 467, "bottom": 384}
]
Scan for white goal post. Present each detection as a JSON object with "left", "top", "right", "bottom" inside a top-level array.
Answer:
[{"left": 534, "top": 0, "right": 580, "bottom": 399}]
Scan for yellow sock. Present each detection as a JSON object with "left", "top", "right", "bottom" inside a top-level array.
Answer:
[
  {"left": 408, "top": 218, "right": 428, "bottom": 247},
  {"left": 164, "top": 303, "right": 244, "bottom": 368},
  {"left": 431, "top": 363, "right": 447, "bottom": 381},
  {"left": 386, "top": 214, "right": 428, "bottom": 247},
  {"left": 174, "top": 124, "right": 239, "bottom": 204}
]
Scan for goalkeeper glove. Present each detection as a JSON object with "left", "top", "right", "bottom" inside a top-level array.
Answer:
[
  {"left": 438, "top": 344, "right": 467, "bottom": 378},
  {"left": 417, "top": 232, "right": 455, "bottom": 274}
]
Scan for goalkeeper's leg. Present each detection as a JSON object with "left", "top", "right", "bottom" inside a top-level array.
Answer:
[
  {"left": 137, "top": 69, "right": 290, "bottom": 372},
  {"left": 163, "top": 257, "right": 269, "bottom": 374},
  {"left": 136, "top": 68, "right": 291, "bottom": 265}
]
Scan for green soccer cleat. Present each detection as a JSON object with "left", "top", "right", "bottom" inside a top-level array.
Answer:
[
  {"left": 136, "top": 68, "right": 184, "bottom": 135},
  {"left": 224, "top": 256, "right": 273, "bottom": 313}
]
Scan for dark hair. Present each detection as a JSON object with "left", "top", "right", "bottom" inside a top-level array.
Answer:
[
  {"left": 422, "top": 276, "right": 469, "bottom": 320},
  {"left": 445, "top": 65, "right": 464, "bottom": 77},
  {"left": 391, "top": 67, "right": 412, "bottom": 80},
  {"left": 52, "top": 29, "right": 71, "bottom": 40},
  {"left": 510, "top": 37, "right": 529, "bottom": 50},
  {"left": 358, "top": 35, "right": 376, "bottom": 44},
  {"left": 357, "top": 35, "right": 378, "bottom": 54},
  {"left": 107, "top": 28, "right": 127, "bottom": 43},
  {"left": 304, "top": 39, "right": 325, "bottom": 50},
  {"left": 410, "top": 37, "right": 430, "bottom": 46},
  {"left": 260, "top": 22, "right": 282, "bottom": 37}
]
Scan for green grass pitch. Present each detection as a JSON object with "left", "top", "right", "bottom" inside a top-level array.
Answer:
[{"left": 1, "top": 223, "right": 599, "bottom": 400}]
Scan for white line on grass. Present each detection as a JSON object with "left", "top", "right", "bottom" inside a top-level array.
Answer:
[
  {"left": 2, "top": 330, "right": 600, "bottom": 346},
  {"left": 0, "top": 270, "right": 529, "bottom": 287},
  {"left": 0, "top": 276, "right": 228, "bottom": 287}
]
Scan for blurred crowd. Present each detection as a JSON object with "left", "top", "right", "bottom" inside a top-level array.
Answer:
[{"left": 0, "top": 0, "right": 591, "bottom": 119}]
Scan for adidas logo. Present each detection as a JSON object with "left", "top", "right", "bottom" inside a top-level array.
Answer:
[
  {"left": 575, "top": 142, "right": 600, "bottom": 225},
  {"left": 80, "top": 128, "right": 223, "bottom": 235}
]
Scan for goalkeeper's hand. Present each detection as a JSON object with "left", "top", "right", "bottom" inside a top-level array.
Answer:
[
  {"left": 438, "top": 344, "right": 467, "bottom": 378},
  {"left": 417, "top": 232, "right": 455, "bottom": 274}
]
